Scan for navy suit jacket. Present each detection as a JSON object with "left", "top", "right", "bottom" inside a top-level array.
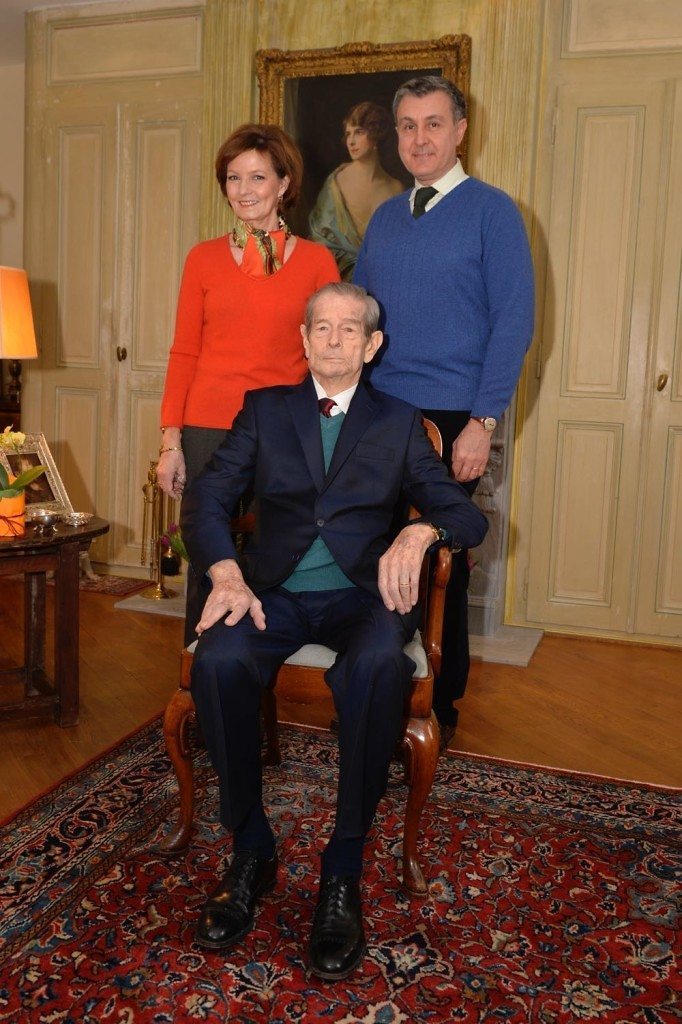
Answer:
[{"left": 181, "top": 376, "right": 488, "bottom": 598}]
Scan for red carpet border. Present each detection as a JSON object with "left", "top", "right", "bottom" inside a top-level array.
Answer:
[{"left": 0, "top": 719, "right": 679, "bottom": 1023}]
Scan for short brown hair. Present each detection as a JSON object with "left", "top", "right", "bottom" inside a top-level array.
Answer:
[
  {"left": 342, "top": 101, "right": 393, "bottom": 147},
  {"left": 214, "top": 123, "right": 303, "bottom": 209}
]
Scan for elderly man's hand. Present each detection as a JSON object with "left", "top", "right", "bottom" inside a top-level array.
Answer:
[
  {"left": 196, "top": 559, "right": 266, "bottom": 634},
  {"left": 378, "top": 523, "right": 435, "bottom": 614},
  {"left": 452, "top": 420, "right": 492, "bottom": 483}
]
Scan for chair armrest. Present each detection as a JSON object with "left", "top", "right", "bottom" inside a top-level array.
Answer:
[{"left": 423, "top": 545, "right": 453, "bottom": 678}]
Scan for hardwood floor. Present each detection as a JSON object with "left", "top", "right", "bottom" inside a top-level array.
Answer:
[{"left": 1, "top": 577, "right": 680, "bottom": 820}]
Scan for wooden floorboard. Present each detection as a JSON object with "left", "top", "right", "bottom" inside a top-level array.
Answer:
[{"left": 0, "top": 578, "right": 680, "bottom": 820}]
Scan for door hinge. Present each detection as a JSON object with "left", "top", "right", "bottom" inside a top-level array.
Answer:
[
  {"left": 551, "top": 106, "right": 558, "bottom": 146},
  {"left": 522, "top": 568, "right": 529, "bottom": 603}
]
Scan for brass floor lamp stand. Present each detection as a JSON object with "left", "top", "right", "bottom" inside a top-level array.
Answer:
[{"left": 141, "top": 460, "right": 176, "bottom": 600}]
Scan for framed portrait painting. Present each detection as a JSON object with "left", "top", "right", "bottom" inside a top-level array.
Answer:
[
  {"left": 256, "top": 35, "right": 471, "bottom": 279},
  {"left": 0, "top": 433, "right": 73, "bottom": 514}
]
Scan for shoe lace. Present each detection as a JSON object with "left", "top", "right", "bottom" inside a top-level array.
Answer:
[
  {"left": 226, "top": 853, "right": 260, "bottom": 912},
  {"left": 317, "top": 877, "right": 353, "bottom": 930}
]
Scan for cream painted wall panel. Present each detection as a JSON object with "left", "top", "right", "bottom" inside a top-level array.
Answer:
[
  {"left": 564, "top": 0, "right": 682, "bottom": 55},
  {"left": 53, "top": 387, "right": 109, "bottom": 562},
  {"left": 48, "top": 12, "right": 202, "bottom": 83},
  {"left": 673, "top": 259, "right": 682, "bottom": 404},
  {"left": 0, "top": 64, "right": 25, "bottom": 269},
  {"left": 133, "top": 123, "right": 185, "bottom": 368},
  {"left": 550, "top": 423, "right": 621, "bottom": 603},
  {"left": 656, "top": 429, "right": 682, "bottom": 613},
  {"left": 563, "top": 108, "right": 642, "bottom": 397},
  {"left": 54, "top": 388, "right": 100, "bottom": 513},
  {"left": 58, "top": 127, "right": 104, "bottom": 367}
]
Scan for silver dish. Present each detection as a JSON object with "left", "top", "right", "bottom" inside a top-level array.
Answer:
[
  {"left": 31, "top": 509, "right": 60, "bottom": 534},
  {"left": 61, "top": 511, "right": 94, "bottom": 527}
]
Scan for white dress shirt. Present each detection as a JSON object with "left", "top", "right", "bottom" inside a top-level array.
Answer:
[
  {"left": 312, "top": 376, "right": 357, "bottom": 415},
  {"left": 408, "top": 159, "right": 469, "bottom": 215}
]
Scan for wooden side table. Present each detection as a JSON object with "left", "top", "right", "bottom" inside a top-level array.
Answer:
[{"left": 0, "top": 517, "right": 109, "bottom": 726}]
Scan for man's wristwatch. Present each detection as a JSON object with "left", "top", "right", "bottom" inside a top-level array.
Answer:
[
  {"left": 407, "top": 520, "right": 448, "bottom": 544},
  {"left": 471, "top": 416, "right": 497, "bottom": 432}
]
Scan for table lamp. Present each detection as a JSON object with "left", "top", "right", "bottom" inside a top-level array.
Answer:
[{"left": 0, "top": 266, "right": 39, "bottom": 405}]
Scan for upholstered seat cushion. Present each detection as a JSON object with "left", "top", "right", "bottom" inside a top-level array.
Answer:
[{"left": 186, "top": 630, "right": 428, "bottom": 678}]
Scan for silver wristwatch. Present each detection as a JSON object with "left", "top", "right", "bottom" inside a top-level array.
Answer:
[{"left": 471, "top": 416, "right": 497, "bottom": 432}]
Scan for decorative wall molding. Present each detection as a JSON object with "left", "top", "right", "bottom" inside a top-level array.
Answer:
[
  {"left": 48, "top": 9, "right": 203, "bottom": 84},
  {"left": 562, "top": 0, "right": 682, "bottom": 56}
]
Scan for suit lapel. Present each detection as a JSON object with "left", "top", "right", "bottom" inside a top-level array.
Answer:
[
  {"left": 323, "top": 381, "right": 377, "bottom": 490},
  {"left": 285, "top": 377, "right": 325, "bottom": 492}
]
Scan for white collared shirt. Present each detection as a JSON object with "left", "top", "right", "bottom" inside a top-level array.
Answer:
[
  {"left": 311, "top": 376, "right": 357, "bottom": 415},
  {"left": 408, "top": 159, "right": 469, "bottom": 215}
]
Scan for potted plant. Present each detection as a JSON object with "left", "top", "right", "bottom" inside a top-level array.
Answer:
[
  {"left": 0, "top": 428, "right": 48, "bottom": 538},
  {"left": 160, "top": 521, "right": 188, "bottom": 574}
]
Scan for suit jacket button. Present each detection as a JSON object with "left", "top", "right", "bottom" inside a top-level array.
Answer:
[{"left": 316, "top": 517, "right": 324, "bottom": 527}]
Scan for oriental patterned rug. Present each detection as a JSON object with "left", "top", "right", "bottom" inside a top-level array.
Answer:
[{"left": 0, "top": 720, "right": 679, "bottom": 1023}]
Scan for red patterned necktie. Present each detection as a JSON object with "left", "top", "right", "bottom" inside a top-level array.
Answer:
[{"left": 318, "top": 397, "right": 337, "bottom": 418}]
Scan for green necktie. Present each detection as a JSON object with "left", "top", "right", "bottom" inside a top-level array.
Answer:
[{"left": 412, "top": 186, "right": 438, "bottom": 219}]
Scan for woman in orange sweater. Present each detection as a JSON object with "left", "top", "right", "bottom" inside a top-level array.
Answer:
[{"left": 158, "top": 123, "right": 339, "bottom": 640}]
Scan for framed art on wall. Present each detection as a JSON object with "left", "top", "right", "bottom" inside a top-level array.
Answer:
[{"left": 256, "top": 36, "right": 471, "bottom": 277}]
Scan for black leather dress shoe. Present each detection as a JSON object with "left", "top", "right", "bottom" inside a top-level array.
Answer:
[
  {"left": 196, "top": 851, "right": 278, "bottom": 950},
  {"left": 309, "top": 875, "right": 366, "bottom": 980}
]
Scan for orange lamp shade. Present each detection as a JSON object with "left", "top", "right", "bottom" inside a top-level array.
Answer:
[{"left": 0, "top": 266, "right": 38, "bottom": 360}]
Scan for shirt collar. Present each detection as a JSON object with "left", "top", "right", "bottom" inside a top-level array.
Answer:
[
  {"left": 311, "top": 375, "right": 357, "bottom": 415},
  {"left": 411, "top": 159, "right": 468, "bottom": 199}
]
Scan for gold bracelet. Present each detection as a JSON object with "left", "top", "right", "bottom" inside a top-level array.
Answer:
[{"left": 159, "top": 446, "right": 183, "bottom": 455}]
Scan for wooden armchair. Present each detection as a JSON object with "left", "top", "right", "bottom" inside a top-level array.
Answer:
[{"left": 157, "top": 419, "right": 452, "bottom": 896}]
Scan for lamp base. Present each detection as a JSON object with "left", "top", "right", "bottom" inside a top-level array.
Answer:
[{"left": 7, "top": 360, "right": 22, "bottom": 404}]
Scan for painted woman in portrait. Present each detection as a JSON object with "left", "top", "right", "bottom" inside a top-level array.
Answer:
[{"left": 309, "top": 101, "right": 404, "bottom": 280}]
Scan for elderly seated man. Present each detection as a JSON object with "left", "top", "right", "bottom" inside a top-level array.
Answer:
[{"left": 181, "top": 282, "right": 488, "bottom": 979}]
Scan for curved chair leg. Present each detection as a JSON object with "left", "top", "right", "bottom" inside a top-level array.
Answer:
[
  {"left": 261, "top": 687, "right": 282, "bottom": 767},
  {"left": 155, "top": 688, "right": 196, "bottom": 856},
  {"left": 401, "top": 712, "right": 439, "bottom": 895}
]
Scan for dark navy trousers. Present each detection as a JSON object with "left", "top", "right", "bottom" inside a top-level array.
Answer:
[{"left": 191, "top": 586, "right": 419, "bottom": 842}]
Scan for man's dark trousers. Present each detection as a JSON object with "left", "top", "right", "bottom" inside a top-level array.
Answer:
[
  {"left": 191, "top": 585, "right": 420, "bottom": 840},
  {"left": 422, "top": 408, "right": 480, "bottom": 726}
]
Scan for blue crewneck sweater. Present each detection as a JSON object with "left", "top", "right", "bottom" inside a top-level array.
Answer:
[{"left": 354, "top": 177, "right": 534, "bottom": 419}]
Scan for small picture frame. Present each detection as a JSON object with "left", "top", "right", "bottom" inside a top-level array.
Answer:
[{"left": 0, "top": 433, "right": 73, "bottom": 514}]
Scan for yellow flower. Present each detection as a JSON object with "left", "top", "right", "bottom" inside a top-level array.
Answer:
[{"left": 0, "top": 427, "right": 27, "bottom": 450}]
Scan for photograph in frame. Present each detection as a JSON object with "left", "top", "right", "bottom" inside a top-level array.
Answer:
[
  {"left": 257, "top": 36, "right": 471, "bottom": 279},
  {"left": 0, "top": 433, "right": 73, "bottom": 514}
]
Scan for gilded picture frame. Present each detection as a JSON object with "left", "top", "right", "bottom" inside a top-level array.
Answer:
[
  {"left": 256, "top": 36, "right": 471, "bottom": 252},
  {"left": 0, "top": 433, "right": 73, "bottom": 514}
]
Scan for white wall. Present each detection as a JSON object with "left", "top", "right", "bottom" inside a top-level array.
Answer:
[{"left": 0, "top": 63, "right": 25, "bottom": 268}]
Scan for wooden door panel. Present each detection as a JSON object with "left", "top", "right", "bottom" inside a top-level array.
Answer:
[
  {"left": 34, "top": 106, "right": 118, "bottom": 563},
  {"left": 110, "top": 96, "right": 202, "bottom": 565},
  {"left": 634, "top": 79, "right": 682, "bottom": 638},
  {"left": 526, "top": 80, "right": 666, "bottom": 632}
]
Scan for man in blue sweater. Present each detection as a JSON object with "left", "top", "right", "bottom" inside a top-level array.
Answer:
[{"left": 354, "top": 76, "right": 535, "bottom": 748}]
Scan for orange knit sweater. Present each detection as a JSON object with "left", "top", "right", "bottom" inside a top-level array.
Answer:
[{"left": 160, "top": 235, "right": 340, "bottom": 430}]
